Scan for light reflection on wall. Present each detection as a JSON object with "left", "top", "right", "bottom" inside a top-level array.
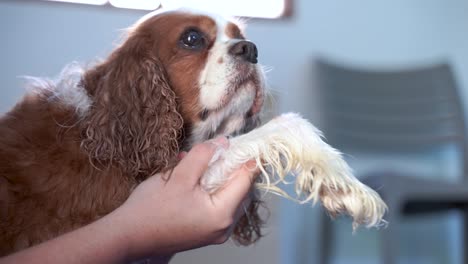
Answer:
[
  {"left": 161, "top": 0, "right": 286, "bottom": 18},
  {"left": 44, "top": 0, "right": 286, "bottom": 18}
]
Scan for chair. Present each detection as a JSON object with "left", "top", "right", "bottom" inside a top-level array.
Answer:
[{"left": 315, "top": 58, "right": 468, "bottom": 264}]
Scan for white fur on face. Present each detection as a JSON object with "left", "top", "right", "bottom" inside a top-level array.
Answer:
[
  {"left": 188, "top": 86, "right": 257, "bottom": 146},
  {"left": 198, "top": 15, "right": 255, "bottom": 110},
  {"left": 198, "top": 15, "right": 232, "bottom": 109},
  {"left": 188, "top": 13, "right": 266, "bottom": 146}
]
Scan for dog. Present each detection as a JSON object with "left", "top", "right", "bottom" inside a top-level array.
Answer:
[{"left": 0, "top": 9, "right": 266, "bottom": 255}]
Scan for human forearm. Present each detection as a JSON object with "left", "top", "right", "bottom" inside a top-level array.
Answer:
[{"left": 1, "top": 214, "right": 130, "bottom": 264}]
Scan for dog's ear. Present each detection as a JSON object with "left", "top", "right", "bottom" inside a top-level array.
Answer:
[
  {"left": 232, "top": 200, "right": 265, "bottom": 245},
  {"left": 81, "top": 37, "right": 183, "bottom": 180}
]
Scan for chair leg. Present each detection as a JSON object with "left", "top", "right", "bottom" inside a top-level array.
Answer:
[
  {"left": 381, "top": 200, "right": 400, "bottom": 264},
  {"left": 381, "top": 222, "right": 398, "bottom": 264},
  {"left": 463, "top": 209, "right": 468, "bottom": 264},
  {"left": 317, "top": 210, "right": 334, "bottom": 264}
]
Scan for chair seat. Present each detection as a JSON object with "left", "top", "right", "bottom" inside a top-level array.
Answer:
[{"left": 363, "top": 173, "right": 468, "bottom": 215}]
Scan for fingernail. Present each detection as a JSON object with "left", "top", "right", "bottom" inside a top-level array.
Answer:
[
  {"left": 177, "top": 152, "right": 187, "bottom": 160},
  {"left": 207, "top": 137, "right": 229, "bottom": 165},
  {"left": 209, "top": 136, "right": 229, "bottom": 149},
  {"left": 245, "top": 160, "right": 257, "bottom": 169}
]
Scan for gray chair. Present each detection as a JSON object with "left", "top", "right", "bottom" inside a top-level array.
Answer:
[{"left": 315, "top": 58, "right": 468, "bottom": 264}]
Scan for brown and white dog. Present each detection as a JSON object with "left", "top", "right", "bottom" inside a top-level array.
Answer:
[{"left": 0, "top": 9, "right": 266, "bottom": 255}]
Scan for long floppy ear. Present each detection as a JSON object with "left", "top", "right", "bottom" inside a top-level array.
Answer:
[
  {"left": 80, "top": 38, "right": 184, "bottom": 180},
  {"left": 232, "top": 199, "right": 264, "bottom": 245}
]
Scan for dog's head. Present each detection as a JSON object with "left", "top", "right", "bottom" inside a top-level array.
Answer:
[
  {"left": 81, "top": 9, "right": 265, "bottom": 179},
  {"left": 134, "top": 10, "right": 266, "bottom": 147}
]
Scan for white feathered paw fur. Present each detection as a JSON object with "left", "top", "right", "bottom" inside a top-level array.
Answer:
[{"left": 201, "top": 112, "right": 388, "bottom": 230}]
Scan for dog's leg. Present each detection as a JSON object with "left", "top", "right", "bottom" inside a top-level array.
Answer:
[{"left": 202, "top": 113, "right": 387, "bottom": 229}]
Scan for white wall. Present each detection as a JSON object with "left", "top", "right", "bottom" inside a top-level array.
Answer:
[{"left": 2, "top": 0, "right": 468, "bottom": 263}]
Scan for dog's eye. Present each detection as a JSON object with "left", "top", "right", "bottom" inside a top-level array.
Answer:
[{"left": 180, "top": 29, "right": 206, "bottom": 50}]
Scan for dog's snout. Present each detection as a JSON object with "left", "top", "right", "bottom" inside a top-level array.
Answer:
[{"left": 229, "top": 40, "right": 258, "bottom": 64}]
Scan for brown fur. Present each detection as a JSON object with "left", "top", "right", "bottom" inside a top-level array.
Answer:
[
  {"left": 225, "top": 22, "right": 245, "bottom": 39},
  {"left": 232, "top": 200, "right": 264, "bottom": 245},
  {"left": 0, "top": 11, "right": 263, "bottom": 256},
  {"left": 0, "top": 94, "right": 135, "bottom": 255}
]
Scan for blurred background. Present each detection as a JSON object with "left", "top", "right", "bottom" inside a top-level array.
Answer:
[{"left": 2, "top": 0, "right": 468, "bottom": 263}]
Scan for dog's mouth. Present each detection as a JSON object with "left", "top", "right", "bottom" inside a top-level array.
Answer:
[
  {"left": 183, "top": 79, "right": 264, "bottom": 150},
  {"left": 182, "top": 113, "right": 261, "bottom": 151},
  {"left": 181, "top": 62, "right": 266, "bottom": 151},
  {"left": 201, "top": 79, "right": 262, "bottom": 120},
  {"left": 204, "top": 94, "right": 262, "bottom": 139}
]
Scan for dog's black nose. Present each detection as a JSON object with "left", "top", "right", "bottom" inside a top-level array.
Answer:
[{"left": 229, "top": 40, "right": 258, "bottom": 64}]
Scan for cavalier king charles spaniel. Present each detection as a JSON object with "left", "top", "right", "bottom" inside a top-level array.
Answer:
[
  {"left": 0, "top": 8, "right": 388, "bottom": 257},
  {"left": 0, "top": 9, "right": 266, "bottom": 255}
]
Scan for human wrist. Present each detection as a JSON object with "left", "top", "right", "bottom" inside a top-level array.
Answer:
[
  {"left": 86, "top": 210, "right": 137, "bottom": 263},
  {"left": 104, "top": 205, "right": 168, "bottom": 261}
]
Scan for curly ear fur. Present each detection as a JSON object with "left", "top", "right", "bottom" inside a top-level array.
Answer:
[
  {"left": 81, "top": 37, "right": 184, "bottom": 180},
  {"left": 232, "top": 199, "right": 265, "bottom": 245}
]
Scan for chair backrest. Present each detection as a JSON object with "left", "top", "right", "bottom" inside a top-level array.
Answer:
[{"left": 315, "top": 58, "right": 468, "bottom": 178}]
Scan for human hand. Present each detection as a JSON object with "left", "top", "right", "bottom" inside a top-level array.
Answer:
[{"left": 110, "top": 137, "right": 259, "bottom": 260}]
